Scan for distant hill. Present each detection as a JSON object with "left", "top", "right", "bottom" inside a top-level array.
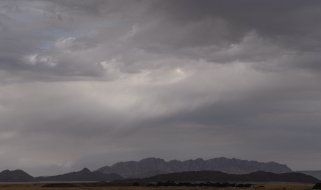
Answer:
[
  {"left": 299, "top": 170, "right": 321, "bottom": 180},
  {"left": 97, "top": 157, "right": 292, "bottom": 178},
  {"left": 0, "top": 168, "right": 122, "bottom": 182},
  {"left": 36, "top": 168, "right": 122, "bottom": 182},
  {"left": 0, "top": 168, "right": 318, "bottom": 184},
  {"left": 139, "top": 171, "right": 319, "bottom": 184},
  {"left": 0, "top": 169, "right": 34, "bottom": 182}
]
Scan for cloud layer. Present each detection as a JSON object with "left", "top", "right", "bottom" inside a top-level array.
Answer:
[{"left": 0, "top": 0, "right": 321, "bottom": 175}]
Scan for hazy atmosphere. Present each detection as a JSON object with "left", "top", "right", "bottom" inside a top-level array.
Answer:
[{"left": 0, "top": 0, "right": 321, "bottom": 176}]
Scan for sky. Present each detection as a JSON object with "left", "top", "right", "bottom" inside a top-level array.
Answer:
[{"left": 0, "top": 0, "right": 321, "bottom": 176}]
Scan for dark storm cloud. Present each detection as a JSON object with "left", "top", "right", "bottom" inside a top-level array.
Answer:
[
  {"left": 154, "top": 0, "right": 321, "bottom": 40},
  {"left": 0, "top": 0, "right": 321, "bottom": 175},
  {"left": 143, "top": 0, "right": 321, "bottom": 67}
]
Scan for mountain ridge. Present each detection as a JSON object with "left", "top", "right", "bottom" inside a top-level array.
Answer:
[
  {"left": 97, "top": 157, "right": 292, "bottom": 178},
  {"left": 298, "top": 170, "right": 321, "bottom": 180},
  {"left": 0, "top": 169, "right": 34, "bottom": 182},
  {"left": 0, "top": 169, "right": 318, "bottom": 184},
  {"left": 138, "top": 170, "right": 320, "bottom": 184},
  {"left": 36, "top": 168, "right": 122, "bottom": 182},
  {"left": 0, "top": 168, "right": 122, "bottom": 182}
]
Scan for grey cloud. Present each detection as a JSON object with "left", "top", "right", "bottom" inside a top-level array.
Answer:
[{"left": 0, "top": 0, "right": 321, "bottom": 176}]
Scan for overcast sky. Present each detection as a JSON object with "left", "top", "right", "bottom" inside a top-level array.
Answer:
[{"left": 0, "top": 0, "right": 321, "bottom": 176}]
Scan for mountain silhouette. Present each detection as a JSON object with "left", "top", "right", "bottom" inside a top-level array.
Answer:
[
  {"left": 36, "top": 168, "right": 122, "bottom": 182},
  {"left": 97, "top": 157, "right": 292, "bottom": 178},
  {"left": 120, "top": 170, "right": 319, "bottom": 184},
  {"left": 299, "top": 170, "right": 321, "bottom": 180},
  {"left": 0, "top": 169, "right": 34, "bottom": 182}
]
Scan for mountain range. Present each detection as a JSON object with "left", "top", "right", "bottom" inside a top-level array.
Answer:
[
  {"left": 0, "top": 168, "right": 122, "bottom": 182},
  {"left": 299, "top": 170, "right": 321, "bottom": 180},
  {"left": 140, "top": 171, "right": 320, "bottom": 184},
  {"left": 0, "top": 169, "right": 34, "bottom": 182},
  {"left": 36, "top": 168, "right": 122, "bottom": 182},
  {"left": 1, "top": 157, "right": 320, "bottom": 184},
  {"left": 0, "top": 168, "right": 319, "bottom": 184},
  {"left": 97, "top": 157, "right": 292, "bottom": 178}
]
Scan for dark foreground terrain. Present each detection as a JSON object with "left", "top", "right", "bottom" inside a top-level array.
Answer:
[{"left": 0, "top": 183, "right": 315, "bottom": 190}]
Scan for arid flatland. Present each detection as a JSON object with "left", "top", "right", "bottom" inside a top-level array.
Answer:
[{"left": 0, "top": 184, "right": 315, "bottom": 190}]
